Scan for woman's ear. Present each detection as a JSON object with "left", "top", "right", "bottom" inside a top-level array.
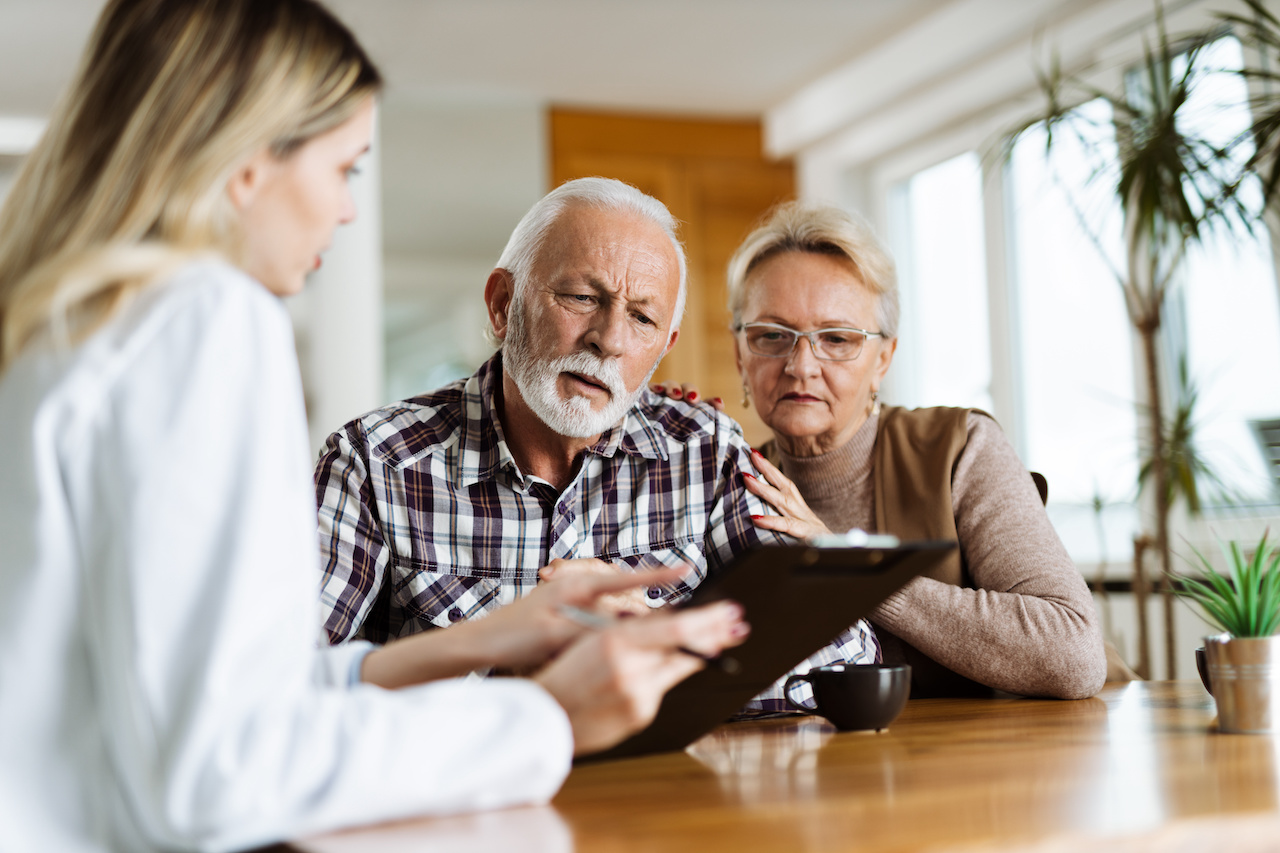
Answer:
[
  {"left": 225, "top": 148, "right": 274, "bottom": 212},
  {"left": 873, "top": 337, "right": 898, "bottom": 384}
]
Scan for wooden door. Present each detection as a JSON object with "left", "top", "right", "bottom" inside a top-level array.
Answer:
[{"left": 550, "top": 109, "right": 794, "bottom": 446}]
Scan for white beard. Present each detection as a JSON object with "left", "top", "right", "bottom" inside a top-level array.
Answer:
[{"left": 503, "top": 293, "right": 660, "bottom": 439}]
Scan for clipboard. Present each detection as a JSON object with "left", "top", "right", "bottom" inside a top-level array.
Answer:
[{"left": 583, "top": 538, "right": 957, "bottom": 762}]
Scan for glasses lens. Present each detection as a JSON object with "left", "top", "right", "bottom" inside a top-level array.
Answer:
[
  {"left": 814, "top": 329, "right": 866, "bottom": 361},
  {"left": 745, "top": 325, "right": 798, "bottom": 357}
]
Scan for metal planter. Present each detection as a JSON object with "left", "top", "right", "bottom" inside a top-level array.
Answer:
[{"left": 1205, "top": 633, "right": 1280, "bottom": 734}]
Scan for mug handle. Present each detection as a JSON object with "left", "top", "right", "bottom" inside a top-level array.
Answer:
[{"left": 783, "top": 673, "right": 816, "bottom": 714}]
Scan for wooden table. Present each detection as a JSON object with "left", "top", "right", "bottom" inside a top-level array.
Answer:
[{"left": 294, "top": 681, "right": 1280, "bottom": 852}]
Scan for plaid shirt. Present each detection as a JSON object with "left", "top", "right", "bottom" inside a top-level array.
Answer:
[{"left": 315, "top": 353, "right": 878, "bottom": 709}]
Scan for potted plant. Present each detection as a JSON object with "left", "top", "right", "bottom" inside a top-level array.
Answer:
[{"left": 1178, "top": 531, "right": 1280, "bottom": 733}]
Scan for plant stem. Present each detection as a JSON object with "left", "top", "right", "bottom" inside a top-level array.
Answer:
[{"left": 1138, "top": 316, "right": 1175, "bottom": 677}]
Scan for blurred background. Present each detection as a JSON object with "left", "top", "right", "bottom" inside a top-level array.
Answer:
[{"left": 2, "top": 0, "right": 1278, "bottom": 678}]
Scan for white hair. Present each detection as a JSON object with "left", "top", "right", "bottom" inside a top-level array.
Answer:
[{"left": 488, "top": 177, "right": 687, "bottom": 347}]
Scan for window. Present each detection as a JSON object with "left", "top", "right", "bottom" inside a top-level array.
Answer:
[
  {"left": 1172, "top": 36, "right": 1280, "bottom": 507},
  {"left": 891, "top": 151, "right": 993, "bottom": 412},
  {"left": 888, "top": 37, "right": 1280, "bottom": 563},
  {"left": 867, "top": 20, "right": 1280, "bottom": 680},
  {"left": 1006, "top": 98, "right": 1140, "bottom": 562}
]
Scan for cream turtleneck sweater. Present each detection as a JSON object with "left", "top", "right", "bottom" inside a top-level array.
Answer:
[{"left": 774, "top": 411, "right": 1106, "bottom": 699}]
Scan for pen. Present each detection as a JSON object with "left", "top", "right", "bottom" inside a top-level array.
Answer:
[{"left": 558, "top": 604, "right": 742, "bottom": 674}]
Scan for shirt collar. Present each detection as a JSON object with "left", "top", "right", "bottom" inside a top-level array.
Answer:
[{"left": 456, "top": 353, "right": 668, "bottom": 488}]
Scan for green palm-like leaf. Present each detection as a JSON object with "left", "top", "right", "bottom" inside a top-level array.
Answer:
[
  {"left": 999, "top": 3, "right": 1269, "bottom": 627},
  {"left": 1138, "top": 355, "right": 1237, "bottom": 514},
  {"left": 1219, "top": 0, "right": 1280, "bottom": 204},
  {"left": 1261, "top": 549, "right": 1280, "bottom": 634}
]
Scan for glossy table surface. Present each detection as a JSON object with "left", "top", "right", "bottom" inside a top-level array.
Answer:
[{"left": 294, "top": 681, "right": 1280, "bottom": 852}]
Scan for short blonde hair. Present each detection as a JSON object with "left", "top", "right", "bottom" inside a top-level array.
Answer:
[
  {"left": 0, "top": 0, "right": 381, "bottom": 371},
  {"left": 726, "top": 201, "right": 899, "bottom": 339}
]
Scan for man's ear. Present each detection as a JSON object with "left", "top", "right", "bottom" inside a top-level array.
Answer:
[
  {"left": 225, "top": 148, "right": 274, "bottom": 212},
  {"left": 485, "top": 268, "right": 516, "bottom": 342},
  {"left": 663, "top": 327, "right": 680, "bottom": 358}
]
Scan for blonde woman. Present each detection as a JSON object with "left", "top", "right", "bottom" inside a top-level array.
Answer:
[{"left": 0, "top": 1, "right": 746, "bottom": 850}]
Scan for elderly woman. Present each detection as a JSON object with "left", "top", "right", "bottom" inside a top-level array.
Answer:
[{"left": 721, "top": 201, "right": 1107, "bottom": 699}]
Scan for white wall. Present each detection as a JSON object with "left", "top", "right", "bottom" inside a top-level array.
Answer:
[
  {"left": 0, "top": 159, "right": 15, "bottom": 204},
  {"left": 289, "top": 133, "right": 386, "bottom": 457},
  {"left": 0, "top": 98, "right": 548, "bottom": 459},
  {"left": 378, "top": 96, "right": 547, "bottom": 404}
]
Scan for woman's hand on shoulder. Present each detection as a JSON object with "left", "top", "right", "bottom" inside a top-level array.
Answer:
[
  {"left": 744, "top": 449, "right": 834, "bottom": 541},
  {"left": 649, "top": 380, "right": 724, "bottom": 412}
]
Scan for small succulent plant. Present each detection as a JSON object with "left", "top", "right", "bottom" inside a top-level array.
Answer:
[{"left": 1177, "top": 532, "right": 1280, "bottom": 638}]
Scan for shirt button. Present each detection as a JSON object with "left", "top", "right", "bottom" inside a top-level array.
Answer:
[
  {"left": 448, "top": 608, "right": 463, "bottom": 623},
  {"left": 646, "top": 587, "right": 663, "bottom": 599}
]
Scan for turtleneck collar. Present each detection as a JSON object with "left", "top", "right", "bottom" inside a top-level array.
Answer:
[
  {"left": 775, "top": 411, "right": 879, "bottom": 510},
  {"left": 762, "top": 409, "right": 875, "bottom": 532}
]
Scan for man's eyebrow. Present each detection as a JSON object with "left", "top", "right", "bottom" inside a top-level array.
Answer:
[
  {"left": 574, "top": 277, "right": 659, "bottom": 311},
  {"left": 578, "top": 277, "right": 629, "bottom": 299}
]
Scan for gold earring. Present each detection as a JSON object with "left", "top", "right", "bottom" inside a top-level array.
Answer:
[
  {"left": 741, "top": 379, "right": 752, "bottom": 408},
  {"left": 870, "top": 390, "right": 881, "bottom": 417}
]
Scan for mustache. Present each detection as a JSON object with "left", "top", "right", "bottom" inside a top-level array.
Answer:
[{"left": 549, "top": 350, "right": 626, "bottom": 398}]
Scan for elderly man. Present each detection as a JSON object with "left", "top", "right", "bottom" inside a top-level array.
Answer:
[{"left": 314, "top": 178, "right": 878, "bottom": 709}]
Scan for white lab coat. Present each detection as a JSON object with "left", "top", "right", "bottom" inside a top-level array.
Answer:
[{"left": 0, "top": 260, "right": 572, "bottom": 852}]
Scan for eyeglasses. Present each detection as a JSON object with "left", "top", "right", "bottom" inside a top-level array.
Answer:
[{"left": 735, "top": 321, "right": 885, "bottom": 362}]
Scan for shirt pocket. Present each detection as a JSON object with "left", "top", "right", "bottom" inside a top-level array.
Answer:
[
  {"left": 394, "top": 560, "right": 506, "bottom": 630},
  {"left": 600, "top": 537, "right": 707, "bottom": 605}
]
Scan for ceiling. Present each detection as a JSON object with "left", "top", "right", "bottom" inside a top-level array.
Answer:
[{"left": 1, "top": 0, "right": 951, "bottom": 118}]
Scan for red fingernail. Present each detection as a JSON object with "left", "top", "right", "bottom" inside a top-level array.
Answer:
[
  {"left": 750, "top": 514, "right": 763, "bottom": 520},
  {"left": 671, "top": 389, "right": 683, "bottom": 399},
  {"left": 687, "top": 391, "right": 698, "bottom": 402},
  {"left": 743, "top": 473, "right": 757, "bottom": 482},
  {"left": 712, "top": 397, "right": 723, "bottom": 405},
  {"left": 651, "top": 384, "right": 662, "bottom": 392}
]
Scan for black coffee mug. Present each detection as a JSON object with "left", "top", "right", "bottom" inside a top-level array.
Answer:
[
  {"left": 784, "top": 663, "right": 912, "bottom": 731},
  {"left": 1195, "top": 647, "right": 1212, "bottom": 695}
]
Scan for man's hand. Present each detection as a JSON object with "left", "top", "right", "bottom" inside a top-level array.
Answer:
[
  {"left": 478, "top": 562, "right": 682, "bottom": 669},
  {"left": 538, "top": 557, "right": 655, "bottom": 617},
  {"left": 533, "top": 600, "right": 749, "bottom": 756}
]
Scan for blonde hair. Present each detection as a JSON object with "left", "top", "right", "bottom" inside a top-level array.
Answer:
[
  {"left": 0, "top": 0, "right": 381, "bottom": 371},
  {"left": 726, "top": 201, "right": 899, "bottom": 339}
]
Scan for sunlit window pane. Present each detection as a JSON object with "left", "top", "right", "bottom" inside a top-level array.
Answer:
[
  {"left": 1008, "top": 99, "right": 1139, "bottom": 561},
  {"left": 1175, "top": 37, "right": 1280, "bottom": 505},
  {"left": 897, "top": 151, "right": 992, "bottom": 410}
]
